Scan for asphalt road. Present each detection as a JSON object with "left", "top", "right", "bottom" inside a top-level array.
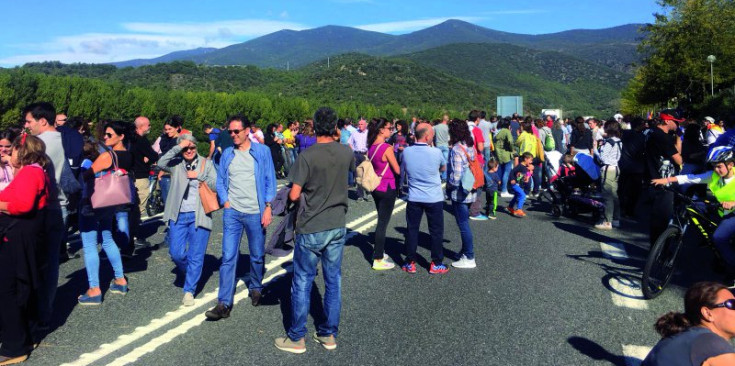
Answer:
[{"left": 22, "top": 184, "right": 724, "bottom": 366}]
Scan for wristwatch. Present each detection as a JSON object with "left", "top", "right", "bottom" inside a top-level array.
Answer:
[{"left": 265, "top": 202, "right": 272, "bottom": 208}]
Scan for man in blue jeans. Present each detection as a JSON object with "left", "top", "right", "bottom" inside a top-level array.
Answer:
[
  {"left": 400, "top": 123, "right": 448, "bottom": 274},
  {"left": 205, "top": 115, "right": 276, "bottom": 320},
  {"left": 275, "top": 107, "right": 354, "bottom": 353}
]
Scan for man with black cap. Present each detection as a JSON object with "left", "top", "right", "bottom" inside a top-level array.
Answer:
[{"left": 646, "top": 112, "right": 683, "bottom": 244}]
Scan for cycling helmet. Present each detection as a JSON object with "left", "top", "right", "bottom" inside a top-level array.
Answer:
[{"left": 707, "top": 145, "right": 734, "bottom": 164}]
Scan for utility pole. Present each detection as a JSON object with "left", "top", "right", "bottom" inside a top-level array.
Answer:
[{"left": 328, "top": 57, "right": 330, "bottom": 69}]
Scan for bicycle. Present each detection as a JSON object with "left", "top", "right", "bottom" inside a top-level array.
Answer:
[
  {"left": 145, "top": 168, "right": 165, "bottom": 217},
  {"left": 641, "top": 186, "right": 724, "bottom": 299}
]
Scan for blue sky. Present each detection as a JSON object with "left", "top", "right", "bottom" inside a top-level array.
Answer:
[{"left": 0, "top": 0, "right": 663, "bottom": 67}]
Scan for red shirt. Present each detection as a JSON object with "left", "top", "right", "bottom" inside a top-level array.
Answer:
[
  {"left": 0, "top": 164, "right": 48, "bottom": 216},
  {"left": 470, "top": 125, "right": 485, "bottom": 165}
]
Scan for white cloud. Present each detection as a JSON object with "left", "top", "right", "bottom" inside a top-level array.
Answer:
[
  {"left": 122, "top": 19, "right": 306, "bottom": 38},
  {"left": 357, "top": 16, "right": 484, "bottom": 33},
  {"left": 0, "top": 19, "right": 307, "bottom": 66},
  {"left": 280, "top": 11, "right": 289, "bottom": 19}
]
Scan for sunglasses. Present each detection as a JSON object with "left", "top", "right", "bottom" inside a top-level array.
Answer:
[
  {"left": 228, "top": 129, "right": 242, "bottom": 135},
  {"left": 104, "top": 132, "right": 114, "bottom": 138},
  {"left": 182, "top": 146, "right": 197, "bottom": 152},
  {"left": 710, "top": 299, "right": 735, "bottom": 310}
]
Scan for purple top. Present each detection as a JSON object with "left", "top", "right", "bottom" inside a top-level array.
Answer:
[
  {"left": 296, "top": 134, "right": 317, "bottom": 153},
  {"left": 368, "top": 143, "right": 396, "bottom": 192}
]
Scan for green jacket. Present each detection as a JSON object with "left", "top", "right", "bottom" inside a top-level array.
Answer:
[{"left": 494, "top": 129, "right": 515, "bottom": 164}]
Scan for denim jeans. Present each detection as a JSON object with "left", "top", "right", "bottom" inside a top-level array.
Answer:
[
  {"left": 38, "top": 206, "right": 67, "bottom": 323},
  {"left": 405, "top": 201, "right": 444, "bottom": 263},
  {"left": 532, "top": 161, "right": 543, "bottom": 193},
  {"left": 451, "top": 201, "right": 474, "bottom": 260},
  {"left": 483, "top": 147, "right": 492, "bottom": 166},
  {"left": 510, "top": 183, "right": 526, "bottom": 210},
  {"left": 353, "top": 152, "right": 366, "bottom": 199},
  {"left": 498, "top": 161, "right": 513, "bottom": 194},
  {"left": 218, "top": 208, "right": 265, "bottom": 306},
  {"left": 283, "top": 147, "right": 294, "bottom": 174},
  {"left": 79, "top": 207, "right": 125, "bottom": 289},
  {"left": 169, "top": 212, "right": 211, "bottom": 294},
  {"left": 714, "top": 214, "right": 735, "bottom": 268},
  {"left": 290, "top": 148, "right": 299, "bottom": 166},
  {"left": 438, "top": 146, "right": 449, "bottom": 181},
  {"left": 159, "top": 175, "right": 171, "bottom": 206},
  {"left": 114, "top": 208, "right": 131, "bottom": 252},
  {"left": 288, "top": 227, "right": 346, "bottom": 341}
]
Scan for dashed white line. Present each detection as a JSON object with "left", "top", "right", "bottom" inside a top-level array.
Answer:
[
  {"left": 106, "top": 268, "right": 289, "bottom": 366},
  {"left": 622, "top": 344, "right": 652, "bottom": 366},
  {"left": 63, "top": 194, "right": 397, "bottom": 366},
  {"left": 599, "top": 242, "right": 648, "bottom": 310}
]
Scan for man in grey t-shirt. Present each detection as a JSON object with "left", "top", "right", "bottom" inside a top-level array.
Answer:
[
  {"left": 433, "top": 115, "right": 450, "bottom": 182},
  {"left": 275, "top": 107, "right": 354, "bottom": 353}
]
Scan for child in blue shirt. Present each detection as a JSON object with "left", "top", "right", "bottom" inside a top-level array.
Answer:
[
  {"left": 484, "top": 159, "right": 501, "bottom": 219},
  {"left": 508, "top": 152, "right": 534, "bottom": 217}
]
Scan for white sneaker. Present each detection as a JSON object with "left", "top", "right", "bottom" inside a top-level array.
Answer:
[
  {"left": 182, "top": 292, "right": 195, "bottom": 306},
  {"left": 594, "top": 222, "right": 613, "bottom": 230},
  {"left": 500, "top": 192, "right": 513, "bottom": 198},
  {"left": 451, "top": 255, "right": 477, "bottom": 269},
  {"left": 372, "top": 254, "right": 395, "bottom": 270}
]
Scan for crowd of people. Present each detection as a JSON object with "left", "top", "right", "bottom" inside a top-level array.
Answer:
[{"left": 1, "top": 99, "right": 735, "bottom": 363}]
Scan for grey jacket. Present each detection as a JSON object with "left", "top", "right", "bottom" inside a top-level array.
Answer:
[{"left": 159, "top": 145, "right": 218, "bottom": 230}]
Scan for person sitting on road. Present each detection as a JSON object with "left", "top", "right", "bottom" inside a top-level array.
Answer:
[
  {"left": 157, "top": 134, "right": 217, "bottom": 307},
  {"left": 652, "top": 146, "right": 735, "bottom": 279},
  {"left": 642, "top": 281, "right": 735, "bottom": 366}
]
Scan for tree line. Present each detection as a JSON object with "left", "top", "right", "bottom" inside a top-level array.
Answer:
[{"left": 0, "top": 69, "right": 460, "bottom": 139}]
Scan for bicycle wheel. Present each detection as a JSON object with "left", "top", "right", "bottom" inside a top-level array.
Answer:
[{"left": 642, "top": 226, "right": 683, "bottom": 299}]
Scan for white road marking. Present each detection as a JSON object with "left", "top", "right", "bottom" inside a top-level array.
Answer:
[
  {"left": 600, "top": 242, "right": 628, "bottom": 260},
  {"left": 63, "top": 195, "right": 397, "bottom": 366},
  {"left": 622, "top": 345, "right": 652, "bottom": 366},
  {"left": 106, "top": 268, "right": 289, "bottom": 366},
  {"left": 59, "top": 255, "right": 292, "bottom": 366},
  {"left": 599, "top": 242, "right": 648, "bottom": 310}
]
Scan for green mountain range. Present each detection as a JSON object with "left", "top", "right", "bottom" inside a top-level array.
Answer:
[{"left": 113, "top": 19, "right": 643, "bottom": 74}]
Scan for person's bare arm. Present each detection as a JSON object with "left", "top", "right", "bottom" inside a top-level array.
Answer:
[
  {"left": 704, "top": 353, "right": 735, "bottom": 366},
  {"left": 289, "top": 183, "right": 302, "bottom": 202}
]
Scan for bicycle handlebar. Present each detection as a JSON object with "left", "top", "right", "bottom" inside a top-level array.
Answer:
[{"left": 657, "top": 185, "right": 721, "bottom": 211}]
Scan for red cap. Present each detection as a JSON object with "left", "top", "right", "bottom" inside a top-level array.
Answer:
[{"left": 659, "top": 113, "right": 684, "bottom": 123}]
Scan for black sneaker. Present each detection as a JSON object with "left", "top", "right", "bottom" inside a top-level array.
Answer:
[
  {"left": 205, "top": 303, "right": 231, "bottom": 320},
  {"left": 134, "top": 238, "right": 151, "bottom": 248},
  {"left": 250, "top": 289, "right": 262, "bottom": 307}
]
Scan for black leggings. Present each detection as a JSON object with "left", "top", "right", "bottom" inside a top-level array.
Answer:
[{"left": 371, "top": 188, "right": 397, "bottom": 260}]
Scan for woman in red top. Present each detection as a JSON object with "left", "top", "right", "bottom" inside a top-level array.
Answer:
[{"left": 0, "top": 134, "right": 49, "bottom": 365}]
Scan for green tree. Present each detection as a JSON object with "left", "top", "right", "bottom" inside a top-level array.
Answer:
[{"left": 632, "top": 0, "right": 735, "bottom": 110}]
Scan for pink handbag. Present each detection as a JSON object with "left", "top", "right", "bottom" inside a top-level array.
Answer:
[{"left": 90, "top": 151, "right": 132, "bottom": 209}]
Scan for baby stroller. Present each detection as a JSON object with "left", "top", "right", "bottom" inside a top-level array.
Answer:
[{"left": 545, "top": 152, "right": 605, "bottom": 221}]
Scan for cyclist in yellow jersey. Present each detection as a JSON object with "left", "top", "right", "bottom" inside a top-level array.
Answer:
[{"left": 652, "top": 146, "right": 735, "bottom": 270}]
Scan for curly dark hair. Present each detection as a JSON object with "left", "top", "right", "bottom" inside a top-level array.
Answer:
[
  {"left": 368, "top": 118, "right": 391, "bottom": 145},
  {"left": 653, "top": 281, "right": 727, "bottom": 338},
  {"left": 448, "top": 118, "right": 473, "bottom": 146}
]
